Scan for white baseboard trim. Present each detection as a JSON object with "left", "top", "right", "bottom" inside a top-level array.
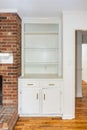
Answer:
[
  {"left": 62, "top": 115, "right": 75, "bottom": 119},
  {"left": 75, "top": 93, "right": 82, "bottom": 97}
]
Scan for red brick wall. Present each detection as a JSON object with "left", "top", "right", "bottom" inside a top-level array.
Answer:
[{"left": 0, "top": 13, "right": 21, "bottom": 106}]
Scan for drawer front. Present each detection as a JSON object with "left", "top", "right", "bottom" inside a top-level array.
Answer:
[
  {"left": 19, "top": 80, "right": 39, "bottom": 87},
  {"left": 40, "top": 81, "right": 61, "bottom": 87}
]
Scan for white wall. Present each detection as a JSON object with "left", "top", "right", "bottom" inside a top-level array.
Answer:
[
  {"left": 63, "top": 11, "right": 87, "bottom": 119},
  {"left": 82, "top": 44, "right": 87, "bottom": 82}
]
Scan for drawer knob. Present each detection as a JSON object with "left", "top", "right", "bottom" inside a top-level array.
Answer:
[
  {"left": 44, "top": 94, "right": 45, "bottom": 100},
  {"left": 49, "top": 84, "right": 55, "bottom": 86},
  {"left": 27, "top": 84, "right": 34, "bottom": 86},
  {"left": 36, "top": 93, "right": 38, "bottom": 100}
]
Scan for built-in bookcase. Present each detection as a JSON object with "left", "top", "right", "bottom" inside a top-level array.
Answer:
[
  {"left": 19, "top": 18, "right": 63, "bottom": 117},
  {"left": 22, "top": 19, "right": 62, "bottom": 78}
]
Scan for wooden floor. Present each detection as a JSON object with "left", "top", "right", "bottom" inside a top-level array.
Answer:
[{"left": 14, "top": 81, "right": 87, "bottom": 130}]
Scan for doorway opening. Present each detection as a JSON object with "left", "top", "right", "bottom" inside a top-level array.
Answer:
[{"left": 75, "top": 30, "right": 87, "bottom": 97}]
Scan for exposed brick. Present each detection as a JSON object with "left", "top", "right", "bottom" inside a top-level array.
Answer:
[
  {"left": 0, "top": 17, "right": 7, "bottom": 19},
  {"left": 0, "top": 13, "right": 21, "bottom": 106},
  {"left": 0, "top": 106, "right": 18, "bottom": 130}
]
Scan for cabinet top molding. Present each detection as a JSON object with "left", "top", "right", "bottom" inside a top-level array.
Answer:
[{"left": 22, "top": 17, "right": 61, "bottom": 24}]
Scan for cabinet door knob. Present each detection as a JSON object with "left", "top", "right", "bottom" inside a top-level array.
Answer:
[
  {"left": 44, "top": 94, "right": 45, "bottom": 100},
  {"left": 36, "top": 93, "right": 38, "bottom": 100}
]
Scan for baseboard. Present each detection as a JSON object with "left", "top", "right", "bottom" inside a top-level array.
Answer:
[
  {"left": 75, "top": 93, "right": 82, "bottom": 97},
  {"left": 62, "top": 115, "right": 75, "bottom": 119}
]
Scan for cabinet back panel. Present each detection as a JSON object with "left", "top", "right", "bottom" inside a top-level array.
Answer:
[
  {"left": 24, "top": 24, "right": 59, "bottom": 33},
  {"left": 24, "top": 64, "right": 58, "bottom": 74},
  {"left": 24, "top": 35, "right": 58, "bottom": 48}
]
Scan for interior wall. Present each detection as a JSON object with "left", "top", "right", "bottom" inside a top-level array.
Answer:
[
  {"left": 63, "top": 11, "right": 87, "bottom": 119},
  {"left": 82, "top": 44, "right": 87, "bottom": 82}
]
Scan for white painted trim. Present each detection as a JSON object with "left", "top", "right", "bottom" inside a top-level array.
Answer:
[
  {"left": 75, "top": 93, "right": 82, "bottom": 97},
  {"left": 22, "top": 17, "right": 61, "bottom": 24},
  {"left": 19, "top": 114, "right": 62, "bottom": 117},
  {"left": 62, "top": 115, "right": 75, "bottom": 119},
  {"left": 21, "top": 20, "right": 24, "bottom": 76}
]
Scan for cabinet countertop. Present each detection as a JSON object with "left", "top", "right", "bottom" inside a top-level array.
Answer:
[{"left": 19, "top": 74, "right": 63, "bottom": 80}]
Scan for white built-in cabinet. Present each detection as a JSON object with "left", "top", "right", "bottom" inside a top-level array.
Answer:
[
  {"left": 21, "top": 87, "right": 40, "bottom": 114},
  {"left": 42, "top": 87, "right": 61, "bottom": 114},
  {"left": 18, "top": 18, "right": 63, "bottom": 117},
  {"left": 18, "top": 79, "right": 63, "bottom": 116}
]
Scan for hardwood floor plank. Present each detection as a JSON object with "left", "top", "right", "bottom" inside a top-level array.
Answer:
[{"left": 14, "top": 82, "right": 87, "bottom": 130}]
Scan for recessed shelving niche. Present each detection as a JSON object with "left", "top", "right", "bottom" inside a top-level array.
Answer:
[{"left": 22, "top": 21, "right": 62, "bottom": 78}]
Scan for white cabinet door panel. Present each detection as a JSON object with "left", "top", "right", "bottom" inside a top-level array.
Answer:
[
  {"left": 42, "top": 88, "right": 61, "bottom": 114},
  {"left": 21, "top": 87, "right": 40, "bottom": 114}
]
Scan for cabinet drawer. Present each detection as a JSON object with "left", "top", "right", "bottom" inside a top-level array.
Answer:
[
  {"left": 20, "top": 80, "right": 39, "bottom": 87},
  {"left": 40, "top": 81, "right": 61, "bottom": 87}
]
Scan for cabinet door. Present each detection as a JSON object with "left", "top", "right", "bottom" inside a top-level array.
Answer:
[
  {"left": 42, "top": 88, "right": 61, "bottom": 114},
  {"left": 21, "top": 87, "right": 40, "bottom": 114}
]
